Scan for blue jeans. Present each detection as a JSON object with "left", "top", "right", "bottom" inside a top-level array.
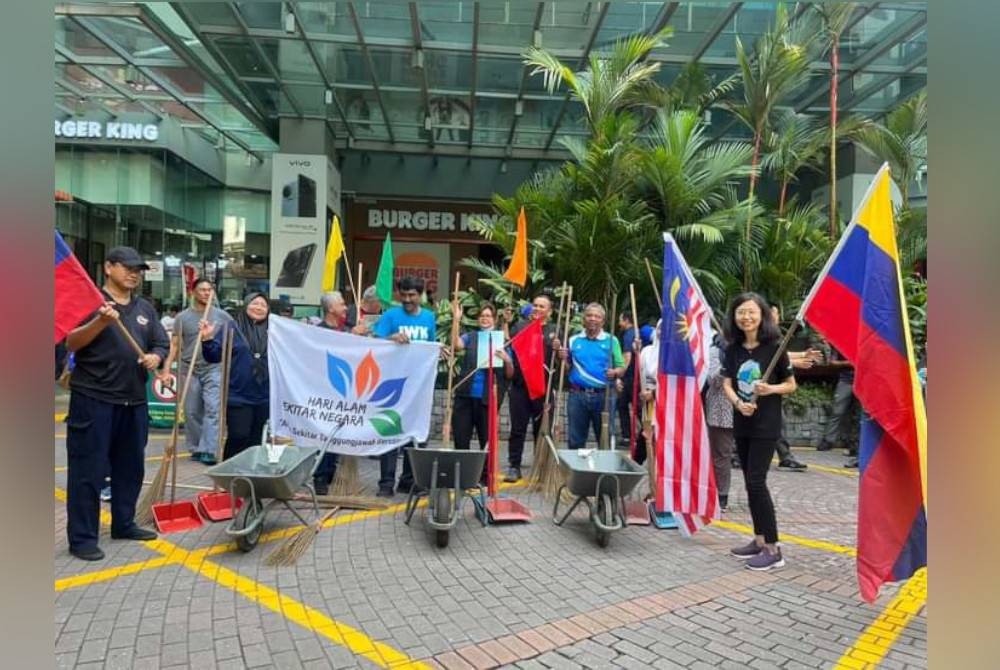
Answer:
[{"left": 567, "top": 389, "right": 605, "bottom": 449}]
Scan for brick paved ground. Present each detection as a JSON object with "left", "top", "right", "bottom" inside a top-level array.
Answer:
[{"left": 54, "top": 390, "right": 926, "bottom": 669}]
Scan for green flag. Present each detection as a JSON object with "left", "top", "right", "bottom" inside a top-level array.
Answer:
[{"left": 375, "top": 232, "right": 395, "bottom": 306}]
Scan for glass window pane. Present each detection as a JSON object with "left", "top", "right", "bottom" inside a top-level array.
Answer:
[{"left": 56, "top": 16, "right": 121, "bottom": 60}]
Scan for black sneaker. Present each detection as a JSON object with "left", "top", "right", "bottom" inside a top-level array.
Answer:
[
  {"left": 778, "top": 459, "right": 808, "bottom": 472},
  {"left": 730, "top": 540, "right": 763, "bottom": 560},
  {"left": 70, "top": 546, "right": 105, "bottom": 561},
  {"left": 376, "top": 487, "right": 394, "bottom": 498},
  {"left": 816, "top": 441, "right": 834, "bottom": 452},
  {"left": 110, "top": 526, "right": 157, "bottom": 541},
  {"left": 199, "top": 453, "right": 218, "bottom": 466},
  {"left": 503, "top": 467, "right": 522, "bottom": 483},
  {"left": 844, "top": 457, "right": 859, "bottom": 468},
  {"left": 313, "top": 478, "right": 329, "bottom": 496}
]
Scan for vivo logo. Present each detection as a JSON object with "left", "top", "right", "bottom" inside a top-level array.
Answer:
[{"left": 289, "top": 160, "right": 312, "bottom": 167}]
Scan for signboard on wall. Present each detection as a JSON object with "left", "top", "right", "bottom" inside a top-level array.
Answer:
[
  {"left": 144, "top": 259, "right": 164, "bottom": 282},
  {"left": 393, "top": 242, "right": 450, "bottom": 300},
  {"left": 269, "top": 153, "right": 328, "bottom": 304}
]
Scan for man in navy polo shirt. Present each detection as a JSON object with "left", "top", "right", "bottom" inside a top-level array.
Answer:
[
  {"left": 559, "top": 303, "right": 625, "bottom": 449},
  {"left": 372, "top": 275, "right": 437, "bottom": 496},
  {"left": 64, "top": 246, "right": 170, "bottom": 561}
]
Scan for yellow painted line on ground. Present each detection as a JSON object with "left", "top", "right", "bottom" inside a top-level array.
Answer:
[
  {"left": 55, "top": 412, "right": 66, "bottom": 422},
  {"left": 833, "top": 568, "right": 927, "bottom": 669},
  {"left": 55, "top": 555, "right": 181, "bottom": 591},
  {"left": 55, "top": 451, "right": 188, "bottom": 473},
  {"left": 770, "top": 458, "right": 858, "bottom": 478},
  {"left": 713, "top": 519, "right": 858, "bottom": 557},
  {"left": 53, "top": 487, "right": 427, "bottom": 669},
  {"left": 808, "top": 463, "right": 859, "bottom": 477}
]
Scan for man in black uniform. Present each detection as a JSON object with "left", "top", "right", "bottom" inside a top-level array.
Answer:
[
  {"left": 64, "top": 247, "right": 170, "bottom": 561},
  {"left": 504, "top": 292, "right": 560, "bottom": 482}
]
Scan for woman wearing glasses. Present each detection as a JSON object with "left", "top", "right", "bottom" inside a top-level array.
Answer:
[{"left": 721, "top": 292, "right": 797, "bottom": 571}]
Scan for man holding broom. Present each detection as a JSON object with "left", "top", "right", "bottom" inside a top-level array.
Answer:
[
  {"left": 64, "top": 246, "right": 169, "bottom": 561},
  {"left": 504, "top": 291, "right": 560, "bottom": 482},
  {"left": 159, "top": 278, "right": 232, "bottom": 466},
  {"left": 559, "top": 303, "right": 625, "bottom": 449}
]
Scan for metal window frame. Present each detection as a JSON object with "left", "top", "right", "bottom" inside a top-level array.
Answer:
[
  {"left": 347, "top": 1, "right": 396, "bottom": 143},
  {"left": 68, "top": 14, "right": 263, "bottom": 158}
]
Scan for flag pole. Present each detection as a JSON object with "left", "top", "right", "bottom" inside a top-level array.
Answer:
[
  {"left": 628, "top": 283, "right": 640, "bottom": 460},
  {"left": 442, "top": 272, "right": 461, "bottom": 450},
  {"left": 644, "top": 258, "right": 663, "bottom": 311},
  {"left": 341, "top": 248, "right": 357, "bottom": 307},
  {"left": 550, "top": 285, "right": 574, "bottom": 440},
  {"left": 749, "top": 321, "right": 801, "bottom": 406}
]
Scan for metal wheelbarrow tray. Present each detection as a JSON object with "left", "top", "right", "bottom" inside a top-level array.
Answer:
[
  {"left": 403, "top": 448, "right": 488, "bottom": 548},
  {"left": 552, "top": 449, "right": 647, "bottom": 547},
  {"left": 204, "top": 444, "right": 322, "bottom": 552}
]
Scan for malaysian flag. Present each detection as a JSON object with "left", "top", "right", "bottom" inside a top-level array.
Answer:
[{"left": 653, "top": 233, "right": 718, "bottom": 535}]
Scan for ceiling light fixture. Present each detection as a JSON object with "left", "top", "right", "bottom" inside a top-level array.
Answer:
[
  {"left": 284, "top": 10, "right": 296, "bottom": 34},
  {"left": 325, "top": 89, "right": 333, "bottom": 105}
]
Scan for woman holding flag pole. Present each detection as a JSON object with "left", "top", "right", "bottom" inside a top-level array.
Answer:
[{"left": 721, "top": 292, "right": 797, "bottom": 571}]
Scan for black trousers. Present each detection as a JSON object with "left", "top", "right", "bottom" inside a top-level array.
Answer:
[
  {"left": 616, "top": 385, "right": 647, "bottom": 464},
  {"left": 735, "top": 436, "right": 780, "bottom": 544},
  {"left": 453, "top": 395, "right": 488, "bottom": 451},
  {"left": 223, "top": 402, "right": 269, "bottom": 461},
  {"left": 65, "top": 392, "right": 148, "bottom": 551},
  {"left": 507, "top": 383, "right": 544, "bottom": 468},
  {"left": 379, "top": 442, "right": 419, "bottom": 491}
]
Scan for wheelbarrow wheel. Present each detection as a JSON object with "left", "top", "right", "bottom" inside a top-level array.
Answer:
[
  {"left": 596, "top": 494, "right": 613, "bottom": 548},
  {"left": 433, "top": 488, "right": 452, "bottom": 548},
  {"left": 233, "top": 498, "right": 264, "bottom": 552}
]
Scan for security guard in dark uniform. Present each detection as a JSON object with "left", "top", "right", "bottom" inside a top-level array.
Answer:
[{"left": 64, "top": 246, "right": 170, "bottom": 561}]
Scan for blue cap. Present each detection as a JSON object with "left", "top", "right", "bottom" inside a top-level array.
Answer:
[
  {"left": 521, "top": 304, "right": 533, "bottom": 318},
  {"left": 639, "top": 324, "right": 655, "bottom": 346}
]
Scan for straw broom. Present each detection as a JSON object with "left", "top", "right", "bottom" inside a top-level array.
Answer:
[
  {"left": 524, "top": 282, "right": 566, "bottom": 492},
  {"left": 136, "top": 291, "right": 213, "bottom": 525},
  {"left": 527, "top": 284, "right": 573, "bottom": 500},
  {"left": 329, "top": 260, "right": 366, "bottom": 497},
  {"left": 264, "top": 506, "right": 340, "bottom": 566},
  {"left": 135, "top": 327, "right": 203, "bottom": 526}
]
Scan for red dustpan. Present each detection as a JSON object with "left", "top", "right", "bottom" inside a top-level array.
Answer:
[
  {"left": 624, "top": 499, "right": 651, "bottom": 525},
  {"left": 197, "top": 490, "right": 241, "bottom": 522},
  {"left": 484, "top": 341, "right": 532, "bottom": 523},
  {"left": 152, "top": 450, "right": 204, "bottom": 533}
]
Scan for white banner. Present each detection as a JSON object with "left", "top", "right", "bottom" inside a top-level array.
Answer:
[{"left": 268, "top": 316, "right": 440, "bottom": 455}]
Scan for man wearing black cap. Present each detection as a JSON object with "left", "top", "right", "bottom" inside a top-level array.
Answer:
[{"left": 64, "top": 246, "right": 170, "bottom": 561}]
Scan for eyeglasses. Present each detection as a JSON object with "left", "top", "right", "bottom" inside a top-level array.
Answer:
[{"left": 734, "top": 309, "right": 760, "bottom": 317}]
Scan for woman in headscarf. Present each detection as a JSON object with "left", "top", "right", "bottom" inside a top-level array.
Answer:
[{"left": 200, "top": 293, "right": 271, "bottom": 459}]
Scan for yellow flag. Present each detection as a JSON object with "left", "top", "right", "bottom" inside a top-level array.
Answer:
[
  {"left": 321, "top": 215, "right": 345, "bottom": 293},
  {"left": 501, "top": 206, "right": 528, "bottom": 287}
]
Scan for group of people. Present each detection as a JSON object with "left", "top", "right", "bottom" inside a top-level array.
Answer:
[{"left": 61, "top": 244, "right": 859, "bottom": 572}]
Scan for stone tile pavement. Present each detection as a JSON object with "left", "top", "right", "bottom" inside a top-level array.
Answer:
[{"left": 54, "top": 392, "right": 926, "bottom": 669}]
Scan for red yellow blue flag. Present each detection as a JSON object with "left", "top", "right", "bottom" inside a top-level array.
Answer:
[{"left": 797, "top": 163, "right": 927, "bottom": 602}]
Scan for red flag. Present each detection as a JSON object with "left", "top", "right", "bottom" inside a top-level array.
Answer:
[
  {"left": 509, "top": 318, "right": 545, "bottom": 400},
  {"left": 55, "top": 231, "right": 105, "bottom": 344}
]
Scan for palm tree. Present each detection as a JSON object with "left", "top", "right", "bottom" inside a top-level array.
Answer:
[
  {"left": 725, "top": 3, "right": 814, "bottom": 288},
  {"left": 852, "top": 89, "right": 927, "bottom": 204},
  {"left": 638, "top": 108, "right": 755, "bottom": 240},
  {"left": 761, "top": 111, "right": 828, "bottom": 215},
  {"left": 811, "top": 3, "right": 858, "bottom": 234},
  {"left": 524, "top": 28, "right": 672, "bottom": 138}
]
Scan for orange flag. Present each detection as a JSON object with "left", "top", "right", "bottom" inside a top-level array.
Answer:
[{"left": 502, "top": 206, "right": 528, "bottom": 286}]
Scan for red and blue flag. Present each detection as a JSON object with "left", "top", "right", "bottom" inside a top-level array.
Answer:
[
  {"left": 55, "top": 230, "right": 104, "bottom": 343},
  {"left": 797, "top": 163, "right": 927, "bottom": 602},
  {"left": 653, "top": 233, "right": 717, "bottom": 535}
]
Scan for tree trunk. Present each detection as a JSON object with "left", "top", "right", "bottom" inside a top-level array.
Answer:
[
  {"left": 779, "top": 179, "right": 789, "bottom": 217},
  {"left": 829, "top": 36, "right": 839, "bottom": 237},
  {"left": 744, "top": 129, "right": 763, "bottom": 290}
]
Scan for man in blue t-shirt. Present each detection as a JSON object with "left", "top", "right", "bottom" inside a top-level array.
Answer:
[
  {"left": 372, "top": 275, "right": 438, "bottom": 496},
  {"left": 559, "top": 303, "right": 625, "bottom": 449}
]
